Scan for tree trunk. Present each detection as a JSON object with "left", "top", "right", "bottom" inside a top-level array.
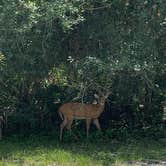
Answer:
[
  {"left": 0, "top": 121, "right": 2, "bottom": 140},
  {"left": 0, "top": 116, "right": 4, "bottom": 140}
]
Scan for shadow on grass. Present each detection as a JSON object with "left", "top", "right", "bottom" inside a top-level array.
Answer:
[{"left": 0, "top": 131, "right": 166, "bottom": 166}]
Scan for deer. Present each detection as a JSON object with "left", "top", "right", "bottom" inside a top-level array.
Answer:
[{"left": 57, "top": 92, "right": 109, "bottom": 141}]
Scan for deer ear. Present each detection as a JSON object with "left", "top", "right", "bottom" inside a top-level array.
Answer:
[{"left": 94, "top": 94, "right": 99, "bottom": 99}]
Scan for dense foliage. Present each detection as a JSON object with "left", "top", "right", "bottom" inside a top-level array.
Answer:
[{"left": 0, "top": 0, "right": 166, "bottom": 136}]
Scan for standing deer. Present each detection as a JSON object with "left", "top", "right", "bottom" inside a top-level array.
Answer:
[{"left": 57, "top": 93, "right": 109, "bottom": 140}]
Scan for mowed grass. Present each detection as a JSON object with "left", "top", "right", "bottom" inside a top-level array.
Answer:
[{"left": 0, "top": 133, "right": 166, "bottom": 166}]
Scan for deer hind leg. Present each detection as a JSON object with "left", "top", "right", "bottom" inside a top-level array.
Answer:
[
  {"left": 93, "top": 118, "right": 101, "bottom": 131},
  {"left": 86, "top": 119, "right": 91, "bottom": 138},
  {"left": 60, "top": 118, "right": 67, "bottom": 141},
  {"left": 66, "top": 119, "right": 73, "bottom": 135}
]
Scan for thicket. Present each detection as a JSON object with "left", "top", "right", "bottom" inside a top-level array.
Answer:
[{"left": 0, "top": 0, "right": 166, "bottom": 138}]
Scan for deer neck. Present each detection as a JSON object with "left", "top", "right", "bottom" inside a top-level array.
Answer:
[
  {"left": 97, "top": 103, "right": 105, "bottom": 114},
  {"left": 97, "top": 96, "right": 107, "bottom": 113}
]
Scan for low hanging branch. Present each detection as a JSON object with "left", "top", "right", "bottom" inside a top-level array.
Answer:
[{"left": 85, "top": 4, "right": 111, "bottom": 11}]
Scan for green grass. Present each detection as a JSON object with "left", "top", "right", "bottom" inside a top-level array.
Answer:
[{"left": 0, "top": 133, "right": 166, "bottom": 166}]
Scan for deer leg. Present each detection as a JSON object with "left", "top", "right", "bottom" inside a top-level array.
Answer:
[
  {"left": 93, "top": 118, "right": 101, "bottom": 131},
  {"left": 60, "top": 118, "right": 67, "bottom": 141},
  {"left": 86, "top": 119, "right": 91, "bottom": 138},
  {"left": 66, "top": 119, "right": 73, "bottom": 135}
]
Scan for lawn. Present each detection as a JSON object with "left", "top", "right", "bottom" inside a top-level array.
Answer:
[{"left": 0, "top": 133, "right": 166, "bottom": 166}]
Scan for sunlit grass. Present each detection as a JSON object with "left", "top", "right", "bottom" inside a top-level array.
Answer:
[{"left": 0, "top": 134, "right": 166, "bottom": 166}]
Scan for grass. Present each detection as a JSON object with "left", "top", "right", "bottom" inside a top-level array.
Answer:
[{"left": 0, "top": 132, "right": 166, "bottom": 166}]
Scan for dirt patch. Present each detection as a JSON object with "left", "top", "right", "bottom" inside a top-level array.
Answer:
[{"left": 127, "top": 160, "right": 166, "bottom": 166}]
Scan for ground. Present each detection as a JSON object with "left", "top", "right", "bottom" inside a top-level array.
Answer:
[{"left": 0, "top": 133, "right": 165, "bottom": 166}]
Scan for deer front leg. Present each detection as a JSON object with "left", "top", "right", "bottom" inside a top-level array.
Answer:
[
  {"left": 60, "top": 118, "right": 67, "bottom": 141},
  {"left": 86, "top": 119, "right": 91, "bottom": 138},
  {"left": 66, "top": 119, "right": 73, "bottom": 135},
  {"left": 93, "top": 118, "right": 101, "bottom": 131}
]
